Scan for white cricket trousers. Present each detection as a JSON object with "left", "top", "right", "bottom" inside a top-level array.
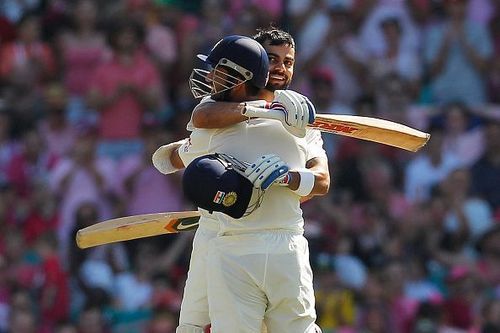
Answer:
[
  {"left": 206, "top": 231, "right": 318, "bottom": 333},
  {"left": 178, "top": 223, "right": 218, "bottom": 328}
]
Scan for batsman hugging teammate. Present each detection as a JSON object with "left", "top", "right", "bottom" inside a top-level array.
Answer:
[{"left": 152, "top": 29, "right": 330, "bottom": 333}]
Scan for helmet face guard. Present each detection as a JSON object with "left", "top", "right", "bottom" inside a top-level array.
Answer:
[{"left": 189, "top": 58, "right": 254, "bottom": 98}]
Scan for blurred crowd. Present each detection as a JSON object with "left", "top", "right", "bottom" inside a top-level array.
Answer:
[{"left": 0, "top": 0, "right": 499, "bottom": 332}]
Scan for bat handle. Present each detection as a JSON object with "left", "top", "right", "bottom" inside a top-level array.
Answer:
[{"left": 243, "top": 105, "right": 285, "bottom": 122}]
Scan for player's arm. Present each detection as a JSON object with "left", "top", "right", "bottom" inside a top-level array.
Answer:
[
  {"left": 298, "top": 156, "right": 330, "bottom": 203},
  {"left": 277, "top": 156, "right": 329, "bottom": 203},
  {"left": 191, "top": 101, "right": 249, "bottom": 128},
  {"left": 294, "top": 128, "right": 330, "bottom": 202},
  {"left": 152, "top": 139, "right": 187, "bottom": 174},
  {"left": 192, "top": 90, "right": 315, "bottom": 138}
]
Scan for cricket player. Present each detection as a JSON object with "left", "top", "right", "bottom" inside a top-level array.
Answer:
[{"left": 153, "top": 31, "right": 329, "bottom": 333}]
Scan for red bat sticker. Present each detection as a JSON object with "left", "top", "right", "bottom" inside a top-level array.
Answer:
[{"left": 313, "top": 119, "right": 360, "bottom": 134}]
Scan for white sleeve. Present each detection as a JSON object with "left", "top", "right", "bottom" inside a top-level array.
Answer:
[
  {"left": 186, "top": 96, "right": 216, "bottom": 131},
  {"left": 178, "top": 129, "right": 212, "bottom": 166},
  {"left": 305, "top": 129, "right": 327, "bottom": 161},
  {"left": 151, "top": 138, "right": 188, "bottom": 174}
]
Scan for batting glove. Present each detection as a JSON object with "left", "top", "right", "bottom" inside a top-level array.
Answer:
[
  {"left": 271, "top": 90, "right": 316, "bottom": 138},
  {"left": 245, "top": 154, "right": 289, "bottom": 190}
]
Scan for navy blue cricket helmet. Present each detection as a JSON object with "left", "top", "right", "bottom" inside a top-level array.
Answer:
[
  {"left": 182, "top": 154, "right": 254, "bottom": 219},
  {"left": 190, "top": 35, "right": 269, "bottom": 98}
]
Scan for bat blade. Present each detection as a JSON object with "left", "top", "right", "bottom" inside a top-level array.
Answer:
[
  {"left": 310, "top": 114, "right": 430, "bottom": 152},
  {"left": 76, "top": 211, "right": 200, "bottom": 249}
]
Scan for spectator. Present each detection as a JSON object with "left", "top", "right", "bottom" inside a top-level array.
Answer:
[
  {"left": 34, "top": 231, "right": 70, "bottom": 331},
  {"left": 306, "top": 67, "right": 352, "bottom": 158},
  {"left": 56, "top": 0, "right": 109, "bottom": 125},
  {"left": 486, "top": 8, "right": 500, "bottom": 103},
  {"left": 0, "top": 255, "right": 8, "bottom": 332},
  {"left": 0, "top": 110, "right": 19, "bottom": 185},
  {"left": 441, "top": 102, "right": 485, "bottom": 166},
  {"left": 116, "top": 122, "right": 185, "bottom": 217},
  {"left": 441, "top": 168, "right": 494, "bottom": 248},
  {"left": 76, "top": 304, "right": 111, "bottom": 333},
  {"left": 21, "top": 183, "right": 58, "bottom": 246},
  {"left": 442, "top": 265, "right": 481, "bottom": 331},
  {"left": 55, "top": 321, "right": 78, "bottom": 333},
  {"left": 424, "top": 0, "right": 493, "bottom": 106},
  {"left": 404, "top": 123, "right": 462, "bottom": 204},
  {"left": 480, "top": 298, "right": 500, "bottom": 332},
  {"left": 7, "top": 308, "right": 37, "bottom": 333},
  {"left": 146, "top": 307, "right": 176, "bottom": 333},
  {"left": 0, "top": 1, "right": 41, "bottom": 24},
  {"left": 374, "top": 72, "right": 414, "bottom": 124},
  {"left": 475, "top": 225, "right": 500, "bottom": 287},
  {"left": 67, "top": 202, "right": 128, "bottom": 319},
  {"left": 0, "top": 63, "right": 43, "bottom": 136},
  {"left": 359, "top": 1, "right": 420, "bottom": 59},
  {"left": 299, "top": 0, "right": 369, "bottom": 105},
  {"left": 86, "top": 17, "right": 162, "bottom": 161},
  {"left": 5, "top": 128, "right": 52, "bottom": 199},
  {"left": 0, "top": 12, "right": 56, "bottom": 86},
  {"left": 314, "top": 270, "right": 356, "bottom": 332},
  {"left": 48, "top": 125, "right": 115, "bottom": 265},
  {"left": 37, "top": 82, "right": 77, "bottom": 160},
  {"left": 470, "top": 118, "right": 500, "bottom": 215},
  {"left": 368, "top": 16, "right": 422, "bottom": 97}
]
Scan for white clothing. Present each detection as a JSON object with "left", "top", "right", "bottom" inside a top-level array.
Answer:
[
  {"left": 404, "top": 152, "right": 462, "bottom": 203},
  {"left": 178, "top": 217, "right": 218, "bottom": 328},
  {"left": 178, "top": 96, "right": 327, "bottom": 333},
  {"left": 180, "top": 101, "right": 326, "bottom": 235},
  {"left": 207, "top": 232, "right": 317, "bottom": 333}
]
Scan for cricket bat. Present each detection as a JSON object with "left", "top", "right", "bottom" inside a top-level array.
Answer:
[
  {"left": 310, "top": 114, "right": 430, "bottom": 152},
  {"left": 76, "top": 211, "right": 200, "bottom": 249},
  {"left": 248, "top": 107, "right": 430, "bottom": 152}
]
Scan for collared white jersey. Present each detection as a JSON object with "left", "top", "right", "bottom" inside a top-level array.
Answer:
[{"left": 179, "top": 97, "right": 327, "bottom": 234}]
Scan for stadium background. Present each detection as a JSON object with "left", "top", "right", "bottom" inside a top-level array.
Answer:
[{"left": 0, "top": 0, "right": 499, "bottom": 332}]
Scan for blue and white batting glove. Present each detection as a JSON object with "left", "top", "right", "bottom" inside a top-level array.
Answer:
[
  {"left": 272, "top": 90, "right": 316, "bottom": 138},
  {"left": 244, "top": 154, "right": 289, "bottom": 190}
]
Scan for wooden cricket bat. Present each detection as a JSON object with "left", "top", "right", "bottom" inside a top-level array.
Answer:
[
  {"left": 255, "top": 108, "right": 430, "bottom": 152},
  {"left": 76, "top": 211, "right": 200, "bottom": 249},
  {"left": 310, "top": 114, "right": 430, "bottom": 152}
]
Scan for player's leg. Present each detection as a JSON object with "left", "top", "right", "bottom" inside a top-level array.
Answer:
[
  {"left": 177, "top": 223, "right": 218, "bottom": 332},
  {"left": 263, "top": 233, "right": 320, "bottom": 333},
  {"left": 206, "top": 235, "right": 268, "bottom": 333}
]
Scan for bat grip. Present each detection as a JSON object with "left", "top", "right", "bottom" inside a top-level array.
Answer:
[{"left": 243, "top": 105, "right": 285, "bottom": 122}]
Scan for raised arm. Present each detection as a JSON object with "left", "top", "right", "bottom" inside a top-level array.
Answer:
[{"left": 192, "top": 101, "right": 248, "bottom": 128}]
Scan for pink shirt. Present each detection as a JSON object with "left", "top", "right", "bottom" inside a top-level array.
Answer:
[
  {"left": 63, "top": 44, "right": 108, "bottom": 95},
  {"left": 117, "top": 155, "right": 185, "bottom": 215},
  {"left": 90, "top": 52, "right": 161, "bottom": 140}
]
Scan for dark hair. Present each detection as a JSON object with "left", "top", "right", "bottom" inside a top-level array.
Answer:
[
  {"left": 16, "top": 11, "right": 40, "bottom": 28},
  {"left": 106, "top": 17, "right": 144, "bottom": 49},
  {"left": 380, "top": 16, "right": 402, "bottom": 33},
  {"left": 253, "top": 27, "right": 295, "bottom": 50}
]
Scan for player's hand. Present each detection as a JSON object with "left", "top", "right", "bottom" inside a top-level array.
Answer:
[
  {"left": 245, "top": 99, "right": 270, "bottom": 110},
  {"left": 272, "top": 90, "right": 316, "bottom": 138},
  {"left": 245, "top": 154, "right": 289, "bottom": 190},
  {"left": 152, "top": 139, "right": 187, "bottom": 174}
]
